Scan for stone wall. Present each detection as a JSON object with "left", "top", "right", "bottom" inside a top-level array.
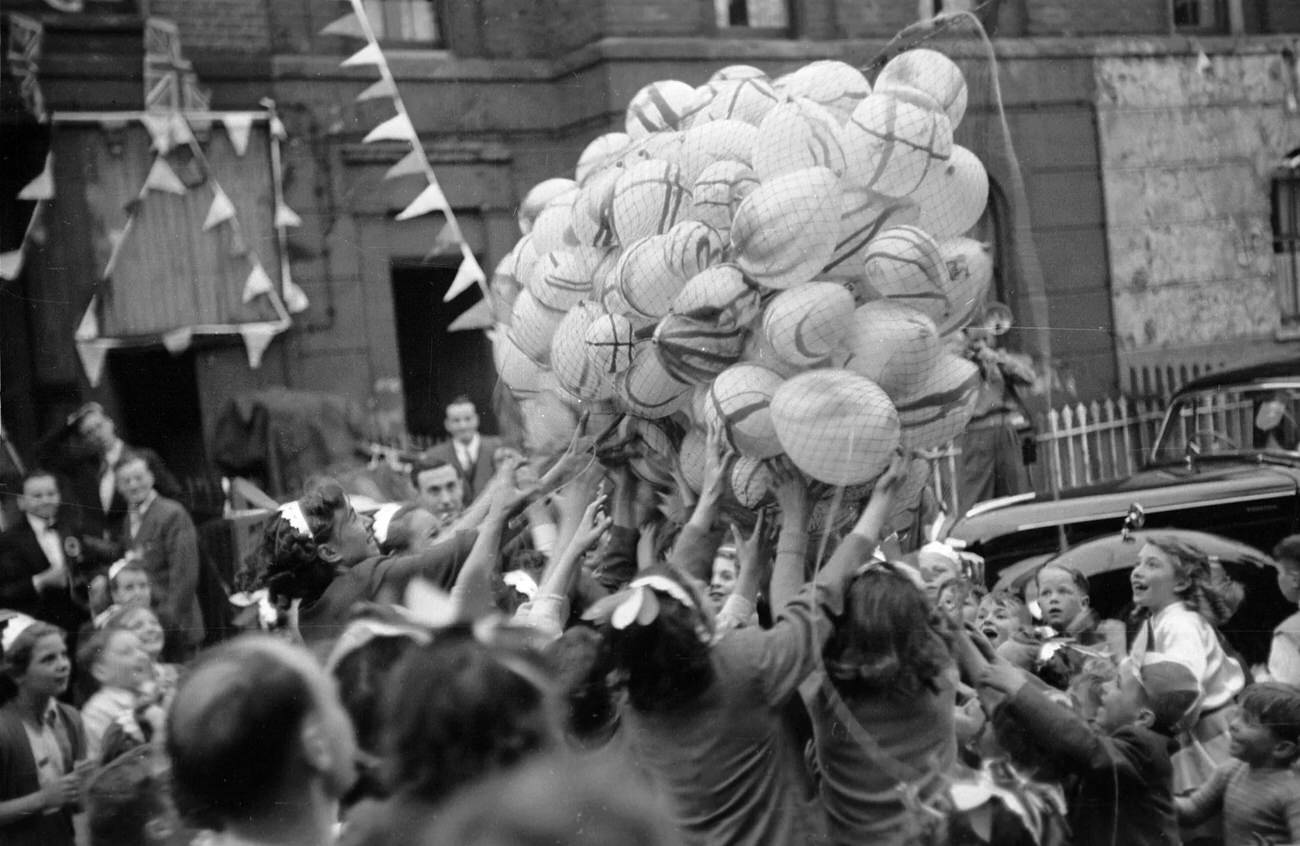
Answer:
[{"left": 1093, "top": 45, "right": 1300, "bottom": 388}]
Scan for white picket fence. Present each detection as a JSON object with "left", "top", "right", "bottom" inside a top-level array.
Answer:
[{"left": 924, "top": 396, "right": 1168, "bottom": 516}]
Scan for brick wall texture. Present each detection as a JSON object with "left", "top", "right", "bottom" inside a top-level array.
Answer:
[{"left": 149, "top": 0, "right": 272, "bottom": 54}]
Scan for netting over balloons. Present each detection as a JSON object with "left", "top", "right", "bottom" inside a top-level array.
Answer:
[{"left": 483, "top": 10, "right": 1050, "bottom": 545}]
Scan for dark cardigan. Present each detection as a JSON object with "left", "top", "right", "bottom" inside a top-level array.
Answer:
[{"left": 0, "top": 700, "right": 87, "bottom": 846}]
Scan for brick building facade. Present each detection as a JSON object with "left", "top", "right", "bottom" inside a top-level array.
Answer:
[{"left": 2, "top": 0, "right": 1299, "bottom": 482}]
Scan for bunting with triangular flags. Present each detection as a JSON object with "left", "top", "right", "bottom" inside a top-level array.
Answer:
[
  {"left": 144, "top": 157, "right": 186, "bottom": 194},
  {"left": 240, "top": 323, "right": 279, "bottom": 368},
  {"left": 221, "top": 113, "right": 254, "bottom": 156},
  {"left": 424, "top": 221, "right": 462, "bottom": 258},
  {"left": 356, "top": 77, "right": 397, "bottom": 102},
  {"left": 444, "top": 243, "right": 486, "bottom": 302},
  {"left": 18, "top": 154, "right": 54, "bottom": 201},
  {"left": 204, "top": 187, "right": 236, "bottom": 230},
  {"left": 140, "top": 113, "right": 173, "bottom": 153},
  {"left": 243, "top": 261, "right": 275, "bottom": 303},
  {"left": 76, "top": 341, "right": 110, "bottom": 387},
  {"left": 319, "top": 13, "right": 366, "bottom": 38},
  {"left": 447, "top": 298, "right": 494, "bottom": 332},
  {"left": 0, "top": 251, "right": 24, "bottom": 281},
  {"left": 161, "top": 327, "right": 193, "bottom": 354},
  {"left": 396, "top": 180, "right": 449, "bottom": 221},
  {"left": 384, "top": 148, "right": 425, "bottom": 181},
  {"left": 75, "top": 297, "right": 100, "bottom": 342},
  {"left": 363, "top": 112, "right": 416, "bottom": 145},
  {"left": 274, "top": 203, "right": 302, "bottom": 229},
  {"left": 341, "top": 43, "right": 383, "bottom": 69},
  {"left": 283, "top": 279, "right": 310, "bottom": 314}
]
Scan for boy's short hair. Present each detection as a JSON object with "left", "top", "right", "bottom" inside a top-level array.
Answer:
[
  {"left": 1239, "top": 682, "right": 1300, "bottom": 750},
  {"left": 1273, "top": 534, "right": 1300, "bottom": 566},
  {"left": 1127, "top": 658, "right": 1199, "bottom": 736},
  {"left": 1034, "top": 563, "right": 1090, "bottom": 596}
]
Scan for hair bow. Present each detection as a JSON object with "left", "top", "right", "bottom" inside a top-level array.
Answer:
[
  {"left": 582, "top": 575, "right": 709, "bottom": 640},
  {"left": 1, "top": 613, "right": 38, "bottom": 654},
  {"left": 278, "top": 501, "right": 312, "bottom": 537}
]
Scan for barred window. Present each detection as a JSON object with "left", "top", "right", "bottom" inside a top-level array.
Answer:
[
  {"left": 714, "top": 0, "right": 790, "bottom": 31},
  {"left": 362, "top": 0, "right": 443, "bottom": 46},
  {"left": 1272, "top": 159, "right": 1300, "bottom": 326},
  {"left": 1172, "top": 0, "right": 1224, "bottom": 32}
]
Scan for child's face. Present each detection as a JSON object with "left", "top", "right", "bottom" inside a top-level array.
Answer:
[
  {"left": 708, "top": 554, "right": 738, "bottom": 611},
  {"left": 1036, "top": 567, "right": 1087, "bottom": 629},
  {"left": 119, "top": 608, "right": 165, "bottom": 661},
  {"left": 975, "top": 598, "right": 1020, "bottom": 648},
  {"left": 112, "top": 569, "right": 152, "bottom": 608},
  {"left": 1095, "top": 669, "right": 1147, "bottom": 734},
  {"left": 94, "top": 630, "right": 152, "bottom": 691},
  {"left": 1228, "top": 709, "right": 1284, "bottom": 767},
  {"left": 1131, "top": 544, "right": 1184, "bottom": 612},
  {"left": 1276, "top": 557, "right": 1300, "bottom": 605},
  {"left": 16, "top": 633, "right": 71, "bottom": 700}
]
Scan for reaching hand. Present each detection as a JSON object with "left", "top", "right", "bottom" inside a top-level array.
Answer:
[
  {"left": 700, "top": 422, "right": 731, "bottom": 501},
  {"left": 39, "top": 770, "right": 81, "bottom": 810},
  {"left": 730, "top": 512, "right": 764, "bottom": 577},
  {"left": 568, "top": 493, "right": 613, "bottom": 554},
  {"left": 976, "top": 652, "right": 1028, "bottom": 696},
  {"left": 769, "top": 457, "right": 810, "bottom": 523}
]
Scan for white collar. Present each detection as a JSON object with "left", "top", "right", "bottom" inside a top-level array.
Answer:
[
  {"left": 457, "top": 434, "right": 480, "bottom": 455},
  {"left": 130, "top": 491, "right": 158, "bottom": 516},
  {"left": 25, "top": 513, "right": 55, "bottom": 533}
]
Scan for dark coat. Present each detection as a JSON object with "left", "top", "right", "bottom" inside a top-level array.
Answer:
[
  {"left": 0, "top": 701, "right": 86, "bottom": 846},
  {"left": 1001, "top": 683, "right": 1180, "bottom": 846},
  {"left": 118, "top": 495, "right": 204, "bottom": 647},
  {"left": 422, "top": 435, "right": 502, "bottom": 503},
  {"left": 60, "top": 445, "right": 179, "bottom": 566},
  {"left": 0, "top": 520, "right": 88, "bottom": 634}
]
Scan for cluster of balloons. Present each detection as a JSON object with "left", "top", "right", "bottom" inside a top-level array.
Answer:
[{"left": 486, "top": 49, "right": 994, "bottom": 523}]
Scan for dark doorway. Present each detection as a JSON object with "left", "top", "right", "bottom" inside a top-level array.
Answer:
[
  {"left": 391, "top": 260, "right": 497, "bottom": 438},
  {"left": 106, "top": 346, "right": 217, "bottom": 518}
]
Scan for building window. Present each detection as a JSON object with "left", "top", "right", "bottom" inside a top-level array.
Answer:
[
  {"left": 715, "top": 0, "right": 789, "bottom": 30},
  {"left": 1272, "top": 161, "right": 1300, "bottom": 326},
  {"left": 1172, "top": 0, "right": 1224, "bottom": 31},
  {"left": 363, "top": 0, "right": 443, "bottom": 46}
]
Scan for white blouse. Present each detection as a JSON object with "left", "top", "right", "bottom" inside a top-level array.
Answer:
[{"left": 1131, "top": 601, "right": 1245, "bottom": 713}]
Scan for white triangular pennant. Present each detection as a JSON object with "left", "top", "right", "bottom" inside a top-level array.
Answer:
[
  {"left": 221, "top": 113, "right": 255, "bottom": 156},
  {"left": 356, "top": 77, "right": 397, "bottom": 103},
  {"left": 283, "top": 279, "right": 309, "bottom": 313},
  {"left": 341, "top": 43, "right": 383, "bottom": 69},
  {"left": 0, "top": 250, "right": 24, "bottom": 280},
  {"left": 161, "top": 327, "right": 193, "bottom": 354},
  {"left": 140, "top": 113, "right": 173, "bottom": 153},
  {"left": 362, "top": 112, "right": 415, "bottom": 145},
  {"left": 274, "top": 203, "right": 302, "bottom": 228},
  {"left": 240, "top": 324, "right": 279, "bottom": 368},
  {"left": 319, "top": 13, "right": 366, "bottom": 37},
  {"left": 243, "top": 262, "right": 274, "bottom": 303},
  {"left": 444, "top": 245, "right": 486, "bottom": 302},
  {"left": 77, "top": 342, "right": 110, "bottom": 387},
  {"left": 395, "top": 180, "right": 448, "bottom": 221},
  {"left": 384, "top": 148, "right": 426, "bottom": 181},
  {"left": 203, "top": 188, "right": 236, "bottom": 230},
  {"left": 447, "top": 298, "right": 494, "bottom": 332},
  {"left": 103, "top": 228, "right": 128, "bottom": 278},
  {"left": 145, "top": 157, "right": 187, "bottom": 195},
  {"left": 169, "top": 113, "right": 195, "bottom": 147},
  {"left": 75, "top": 297, "right": 100, "bottom": 341},
  {"left": 18, "top": 154, "right": 53, "bottom": 201},
  {"left": 424, "top": 220, "right": 463, "bottom": 258}
]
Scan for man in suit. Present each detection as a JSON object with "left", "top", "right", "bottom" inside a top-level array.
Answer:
[
  {"left": 422, "top": 396, "right": 501, "bottom": 503},
  {"left": 0, "top": 470, "right": 88, "bottom": 636},
  {"left": 114, "top": 452, "right": 204, "bottom": 654},
  {"left": 42, "top": 403, "right": 180, "bottom": 568},
  {"left": 412, "top": 459, "right": 466, "bottom": 537}
]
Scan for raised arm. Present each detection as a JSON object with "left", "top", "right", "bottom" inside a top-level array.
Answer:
[
  {"left": 451, "top": 458, "right": 526, "bottom": 620},
  {"left": 717, "top": 514, "right": 765, "bottom": 630},
  {"left": 768, "top": 459, "right": 812, "bottom": 614},
  {"left": 667, "top": 423, "right": 729, "bottom": 583}
]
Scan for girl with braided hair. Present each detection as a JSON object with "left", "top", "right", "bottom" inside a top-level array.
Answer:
[{"left": 1129, "top": 536, "right": 1246, "bottom": 794}]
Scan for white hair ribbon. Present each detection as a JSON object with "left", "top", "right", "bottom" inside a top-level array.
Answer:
[
  {"left": 1, "top": 613, "right": 38, "bottom": 654},
  {"left": 108, "top": 558, "right": 130, "bottom": 582},
  {"left": 278, "top": 500, "right": 311, "bottom": 536},
  {"left": 371, "top": 503, "right": 401, "bottom": 546}
]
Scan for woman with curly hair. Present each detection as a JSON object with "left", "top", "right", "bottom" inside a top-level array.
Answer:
[
  {"left": 585, "top": 438, "right": 908, "bottom": 846},
  {"left": 249, "top": 478, "right": 479, "bottom": 651},
  {"left": 803, "top": 559, "right": 958, "bottom": 845},
  {"left": 1129, "top": 536, "right": 1246, "bottom": 793}
]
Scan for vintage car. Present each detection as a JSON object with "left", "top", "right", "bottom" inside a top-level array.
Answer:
[{"left": 942, "top": 357, "right": 1300, "bottom": 656}]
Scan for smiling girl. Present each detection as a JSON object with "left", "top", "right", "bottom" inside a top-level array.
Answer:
[
  {"left": 0, "top": 618, "right": 87, "bottom": 846},
  {"left": 1129, "top": 536, "right": 1245, "bottom": 794}
]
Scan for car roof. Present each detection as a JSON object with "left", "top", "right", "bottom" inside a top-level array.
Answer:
[{"left": 1175, "top": 356, "right": 1300, "bottom": 395}]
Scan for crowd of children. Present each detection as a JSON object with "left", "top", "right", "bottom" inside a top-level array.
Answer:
[{"left": 3, "top": 421, "right": 1300, "bottom": 846}]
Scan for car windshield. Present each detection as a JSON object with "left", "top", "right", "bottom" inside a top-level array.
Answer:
[{"left": 1150, "top": 383, "right": 1300, "bottom": 464}]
